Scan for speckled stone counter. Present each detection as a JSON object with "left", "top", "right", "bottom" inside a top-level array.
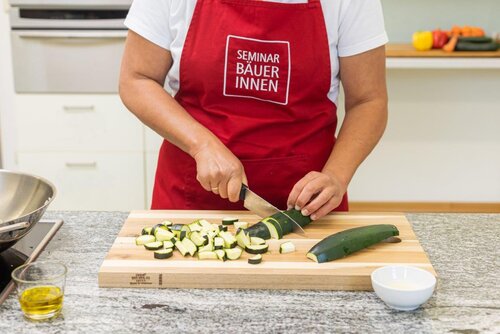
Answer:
[{"left": 0, "top": 211, "right": 499, "bottom": 334}]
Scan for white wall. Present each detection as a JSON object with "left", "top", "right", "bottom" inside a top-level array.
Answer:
[{"left": 0, "top": 0, "right": 16, "bottom": 169}]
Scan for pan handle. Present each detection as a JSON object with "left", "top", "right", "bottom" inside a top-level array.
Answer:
[{"left": 0, "top": 222, "right": 30, "bottom": 234}]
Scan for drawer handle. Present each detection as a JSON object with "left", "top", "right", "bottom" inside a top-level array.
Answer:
[
  {"left": 63, "top": 105, "right": 95, "bottom": 113},
  {"left": 65, "top": 162, "right": 97, "bottom": 168}
]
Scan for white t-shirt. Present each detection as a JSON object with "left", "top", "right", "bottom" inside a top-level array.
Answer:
[{"left": 125, "top": 0, "right": 388, "bottom": 103}]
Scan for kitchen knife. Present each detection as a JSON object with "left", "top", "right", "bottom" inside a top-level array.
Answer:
[{"left": 239, "top": 184, "right": 306, "bottom": 236}]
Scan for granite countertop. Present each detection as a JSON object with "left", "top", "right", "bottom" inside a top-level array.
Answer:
[{"left": 0, "top": 211, "right": 499, "bottom": 334}]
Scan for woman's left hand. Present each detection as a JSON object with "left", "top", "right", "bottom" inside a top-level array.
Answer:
[{"left": 287, "top": 171, "right": 347, "bottom": 221}]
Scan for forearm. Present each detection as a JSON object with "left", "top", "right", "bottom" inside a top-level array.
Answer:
[
  {"left": 322, "top": 97, "right": 388, "bottom": 189},
  {"left": 119, "top": 75, "right": 217, "bottom": 157}
]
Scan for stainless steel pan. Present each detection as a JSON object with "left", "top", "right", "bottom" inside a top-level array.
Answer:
[{"left": 0, "top": 170, "right": 56, "bottom": 252}]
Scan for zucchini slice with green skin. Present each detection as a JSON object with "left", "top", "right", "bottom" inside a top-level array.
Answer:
[
  {"left": 144, "top": 241, "right": 163, "bottom": 251},
  {"left": 269, "top": 209, "right": 312, "bottom": 234},
  {"left": 250, "top": 237, "right": 266, "bottom": 245},
  {"left": 214, "top": 249, "right": 227, "bottom": 261},
  {"left": 188, "top": 222, "right": 203, "bottom": 232},
  {"left": 182, "top": 238, "right": 197, "bottom": 256},
  {"left": 248, "top": 254, "right": 262, "bottom": 265},
  {"left": 161, "top": 220, "right": 174, "bottom": 227},
  {"left": 162, "top": 240, "right": 175, "bottom": 249},
  {"left": 245, "top": 222, "right": 271, "bottom": 240},
  {"left": 175, "top": 241, "right": 189, "bottom": 256},
  {"left": 245, "top": 244, "right": 269, "bottom": 254},
  {"left": 151, "top": 224, "right": 169, "bottom": 237},
  {"left": 262, "top": 221, "right": 282, "bottom": 239},
  {"left": 218, "top": 225, "right": 228, "bottom": 233},
  {"left": 214, "top": 237, "right": 225, "bottom": 250},
  {"left": 141, "top": 227, "right": 153, "bottom": 235},
  {"left": 234, "top": 221, "right": 249, "bottom": 230},
  {"left": 198, "top": 251, "right": 218, "bottom": 260},
  {"left": 222, "top": 217, "right": 238, "bottom": 225},
  {"left": 279, "top": 241, "right": 296, "bottom": 254},
  {"left": 225, "top": 247, "right": 243, "bottom": 260},
  {"left": 235, "top": 229, "right": 251, "bottom": 249},
  {"left": 179, "top": 230, "right": 189, "bottom": 241},
  {"left": 135, "top": 235, "right": 156, "bottom": 245},
  {"left": 197, "top": 219, "right": 213, "bottom": 231},
  {"left": 190, "top": 231, "right": 208, "bottom": 247},
  {"left": 154, "top": 248, "right": 173, "bottom": 259},
  {"left": 220, "top": 231, "right": 237, "bottom": 248},
  {"left": 155, "top": 228, "right": 175, "bottom": 242},
  {"left": 307, "top": 224, "right": 400, "bottom": 263}
]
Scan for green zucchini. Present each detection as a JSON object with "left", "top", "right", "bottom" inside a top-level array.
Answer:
[
  {"left": 214, "top": 237, "right": 224, "bottom": 250},
  {"left": 144, "top": 241, "right": 163, "bottom": 251},
  {"left": 250, "top": 237, "right": 266, "bottom": 245},
  {"left": 155, "top": 228, "right": 175, "bottom": 242},
  {"left": 307, "top": 224, "right": 400, "bottom": 263},
  {"left": 198, "top": 251, "right": 218, "bottom": 260},
  {"left": 214, "top": 249, "right": 227, "bottom": 261},
  {"left": 151, "top": 224, "right": 169, "bottom": 237},
  {"left": 248, "top": 254, "right": 262, "bottom": 265},
  {"left": 188, "top": 222, "right": 203, "bottom": 232},
  {"left": 222, "top": 217, "right": 238, "bottom": 225},
  {"left": 245, "top": 222, "right": 271, "bottom": 240},
  {"left": 279, "top": 241, "right": 295, "bottom": 254},
  {"left": 263, "top": 220, "right": 282, "bottom": 239},
  {"left": 162, "top": 240, "right": 175, "bottom": 249},
  {"left": 273, "top": 209, "right": 312, "bottom": 228},
  {"left": 458, "top": 36, "right": 493, "bottom": 43},
  {"left": 245, "top": 244, "right": 269, "bottom": 254},
  {"left": 235, "top": 229, "right": 251, "bottom": 249},
  {"left": 455, "top": 41, "right": 498, "bottom": 52},
  {"left": 190, "top": 231, "right": 208, "bottom": 247},
  {"left": 175, "top": 239, "right": 189, "bottom": 256},
  {"left": 182, "top": 238, "right": 197, "bottom": 256},
  {"left": 154, "top": 248, "right": 173, "bottom": 259},
  {"left": 220, "top": 231, "right": 237, "bottom": 248},
  {"left": 141, "top": 227, "right": 153, "bottom": 235},
  {"left": 161, "top": 220, "right": 174, "bottom": 227},
  {"left": 225, "top": 247, "right": 243, "bottom": 260},
  {"left": 234, "top": 221, "right": 249, "bottom": 230},
  {"left": 135, "top": 235, "right": 156, "bottom": 245}
]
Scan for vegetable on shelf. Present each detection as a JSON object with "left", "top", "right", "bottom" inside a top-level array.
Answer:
[
  {"left": 432, "top": 29, "right": 449, "bottom": 49},
  {"left": 306, "top": 225, "right": 400, "bottom": 263},
  {"left": 412, "top": 31, "right": 433, "bottom": 51},
  {"left": 442, "top": 35, "right": 458, "bottom": 53}
]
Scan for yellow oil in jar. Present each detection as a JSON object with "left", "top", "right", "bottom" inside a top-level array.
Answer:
[{"left": 19, "top": 285, "right": 63, "bottom": 319}]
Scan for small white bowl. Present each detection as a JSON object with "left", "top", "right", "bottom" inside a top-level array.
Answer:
[{"left": 371, "top": 265, "right": 436, "bottom": 311}]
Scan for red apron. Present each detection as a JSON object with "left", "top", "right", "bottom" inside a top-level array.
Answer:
[{"left": 152, "top": 0, "right": 348, "bottom": 211}]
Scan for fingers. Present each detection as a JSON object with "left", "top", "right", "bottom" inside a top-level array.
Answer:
[
  {"left": 287, "top": 172, "right": 321, "bottom": 209},
  {"left": 309, "top": 196, "right": 342, "bottom": 220}
]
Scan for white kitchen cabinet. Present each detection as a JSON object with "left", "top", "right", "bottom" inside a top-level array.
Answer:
[
  {"left": 17, "top": 152, "right": 145, "bottom": 211},
  {"left": 15, "top": 94, "right": 143, "bottom": 152}
]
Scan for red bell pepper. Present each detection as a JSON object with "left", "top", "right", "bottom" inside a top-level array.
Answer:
[{"left": 433, "top": 29, "right": 449, "bottom": 49}]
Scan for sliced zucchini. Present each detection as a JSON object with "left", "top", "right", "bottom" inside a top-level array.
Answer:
[
  {"left": 161, "top": 220, "right": 174, "bottom": 227},
  {"left": 175, "top": 240, "right": 189, "bottom": 256},
  {"left": 179, "top": 230, "right": 189, "bottom": 241},
  {"left": 151, "top": 223, "right": 169, "bottom": 237},
  {"left": 248, "top": 254, "right": 262, "bottom": 265},
  {"left": 250, "top": 237, "right": 266, "bottom": 245},
  {"left": 218, "top": 225, "right": 228, "bottom": 232},
  {"left": 234, "top": 221, "right": 249, "bottom": 230},
  {"left": 279, "top": 241, "right": 296, "bottom": 254},
  {"left": 188, "top": 222, "right": 203, "bottom": 232},
  {"left": 135, "top": 235, "right": 156, "bottom": 246},
  {"left": 197, "top": 219, "right": 213, "bottom": 231},
  {"left": 225, "top": 247, "right": 243, "bottom": 260},
  {"left": 207, "top": 229, "right": 219, "bottom": 239},
  {"left": 162, "top": 240, "right": 175, "bottom": 249},
  {"left": 182, "top": 238, "right": 197, "bottom": 256},
  {"left": 170, "top": 224, "right": 184, "bottom": 238},
  {"left": 154, "top": 248, "right": 173, "bottom": 259},
  {"left": 190, "top": 231, "right": 208, "bottom": 247},
  {"left": 141, "top": 227, "right": 153, "bottom": 235},
  {"left": 245, "top": 244, "right": 269, "bottom": 254},
  {"left": 198, "top": 251, "right": 218, "bottom": 260},
  {"left": 198, "top": 243, "right": 214, "bottom": 253},
  {"left": 262, "top": 221, "right": 282, "bottom": 240},
  {"left": 170, "top": 237, "right": 178, "bottom": 245},
  {"left": 307, "top": 224, "right": 400, "bottom": 263},
  {"left": 220, "top": 231, "right": 237, "bottom": 249},
  {"left": 245, "top": 222, "right": 271, "bottom": 240},
  {"left": 222, "top": 217, "right": 238, "bottom": 225},
  {"left": 155, "top": 228, "right": 175, "bottom": 242},
  {"left": 235, "top": 229, "right": 251, "bottom": 249},
  {"left": 144, "top": 241, "right": 163, "bottom": 251},
  {"left": 214, "top": 249, "right": 227, "bottom": 261},
  {"left": 214, "top": 237, "right": 225, "bottom": 250}
]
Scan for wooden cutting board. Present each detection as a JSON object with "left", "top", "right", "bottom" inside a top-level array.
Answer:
[{"left": 98, "top": 211, "right": 436, "bottom": 290}]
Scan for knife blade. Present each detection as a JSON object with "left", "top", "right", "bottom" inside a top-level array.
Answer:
[{"left": 239, "top": 184, "right": 306, "bottom": 236}]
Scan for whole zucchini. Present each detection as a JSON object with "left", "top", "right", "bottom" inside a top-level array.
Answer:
[
  {"left": 245, "top": 209, "right": 312, "bottom": 240},
  {"left": 455, "top": 41, "right": 498, "bottom": 52},
  {"left": 307, "top": 224, "right": 400, "bottom": 263}
]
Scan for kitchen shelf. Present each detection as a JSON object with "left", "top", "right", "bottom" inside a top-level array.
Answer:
[{"left": 386, "top": 44, "right": 500, "bottom": 69}]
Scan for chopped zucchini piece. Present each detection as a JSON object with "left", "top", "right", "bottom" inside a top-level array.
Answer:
[
  {"left": 222, "top": 217, "right": 238, "bottom": 225},
  {"left": 248, "top": 254, "right": 262, "bottom": 265},
  {"left": 225, "top": 247, "right": 243, "bottom": 260},
  {"left": 162, "top": 240, "right": 175, "bottom": 249},
  {"left": 175, "top": 240, "right": 189, "bottom": 256},
  {"left": 262, "top": 221, "right": 281, "bottom": 240},
  {"left": 245, "top": 222, "right": 271, "bottom": 240},
  {"left": 151, "top": 223, "right": 169, "bottom": 237},
  {"left": 161, "top": 220, "right": 174, "bottom": 227},
  {"left": 235, "top": 229, "right": 251, "bottom": 249},
  {"left": 220, "top": 231, "right": 237, "bottom": 248},
  {"left": 279, "top": 241, "right": 296, "bottom": 254},
  {"left": 135, "top": 235, "right": 156, "bottom": 246},
  {"left": 218, "top": 225, "right": 228, "bottom": 232},
  {"left": 214, "top": 237, "right": 225, "bottom": 250},
  {"left": 182, "top": 238, "right": 197, "bottom": 256},
  {"left": 250, "top": 237, "right": 266, "bottom": 245},
  {"left": 190, "top": 231, "right": 208, "bottom": 247},
  {"left": 141, "top": 227, "right": 153, "bottom": 235},
  {"left": 154, "top": 248, "right": 173, "bottom": 259},
  {"left": 198, "top": 251, "right": 218, "bottom": 260},
  {"left": 197, "top": 219, "right": 213, "bottom": 231},
  {"left": 144, "top": 241, "right": 163, "bottom": 251},
  {"left": 234, "top": 221, "right": 249, "bottom": 230},
  {"left": 214, "top": 249, "right": 227, "bottom": 261},
  {"left": 245, "top": 244, "right": 269, "bottom": 254},
  {"left": 155, "top": 228, "right": 175, "bottom": 242}
]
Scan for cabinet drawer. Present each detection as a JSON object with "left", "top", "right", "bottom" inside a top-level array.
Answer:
[
  {"left": 17, "top": 152, "right": 146, "bottom": 211},
  {"left": 15, "top": 95, "right": 143, "bottom": 152}
]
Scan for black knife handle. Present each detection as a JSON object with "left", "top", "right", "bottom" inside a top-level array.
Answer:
[{"left": 239, "top": 184, "right": 248, "bottom": 201}]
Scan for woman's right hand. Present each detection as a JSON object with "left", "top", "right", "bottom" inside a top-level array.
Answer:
[{"left": 192, "top": 139, "right": 247, "bottom": 203}]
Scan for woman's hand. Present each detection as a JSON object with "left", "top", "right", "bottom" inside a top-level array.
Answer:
[
  {"left": 192, "top": 139, "right": 247, "bottom": 203},
  {"left": 287, "top": 171, "right": 347, "bottom": 221}
]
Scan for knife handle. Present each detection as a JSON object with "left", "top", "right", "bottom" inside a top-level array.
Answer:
[{"left": 239, "top": 184, "right": 248, "bottom": 201}]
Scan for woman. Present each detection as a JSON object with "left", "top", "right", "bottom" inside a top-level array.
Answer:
[{"left": 119, "top": 0, "right": 388, "bottom": 221}]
